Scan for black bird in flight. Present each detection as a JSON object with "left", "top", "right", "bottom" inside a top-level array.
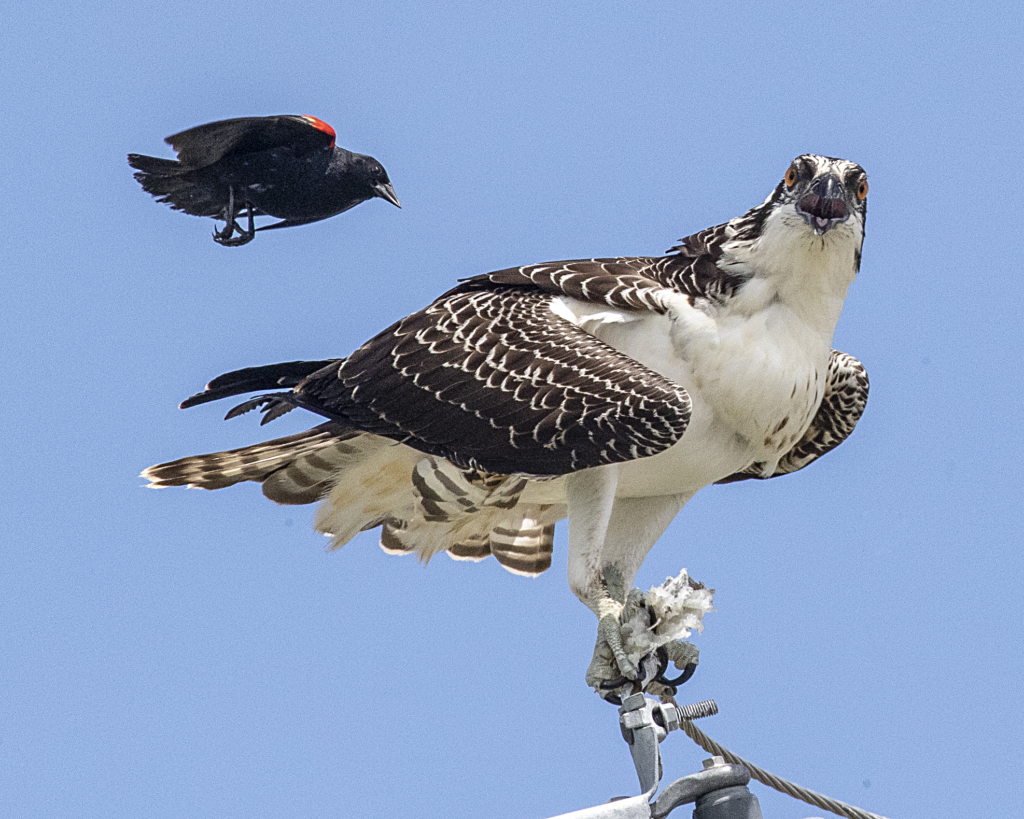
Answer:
[{"left": 128, "top": 115, "right": 400, "bottom": 246}]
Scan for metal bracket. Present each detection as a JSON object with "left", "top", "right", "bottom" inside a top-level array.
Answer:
[{"left": 544, "top": 695, "right": 763, "bottom": 819}]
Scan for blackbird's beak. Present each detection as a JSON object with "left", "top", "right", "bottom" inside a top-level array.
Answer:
[{"left": 375, "top": 182, "right": 401, "bottom": 208}]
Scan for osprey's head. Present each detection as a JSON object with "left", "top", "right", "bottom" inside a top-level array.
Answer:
[
  {"left": 721, "top": 155, "right": 869, "bottom": 289},
  {"left": 771, "top": 154, "right": 868, "bottom": 237}
]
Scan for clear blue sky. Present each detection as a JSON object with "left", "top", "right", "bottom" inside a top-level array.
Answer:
[{"left": 2, "top": 2, "right": 1021, "bottom": 817}]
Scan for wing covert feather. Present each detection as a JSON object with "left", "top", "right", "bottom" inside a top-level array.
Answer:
[
  {"left": 716, "top": 350, "right": 869, "bottom": 483},
  {"left": 294, "top": 285, "right": 692, "bottom": 476},
  {"left": 478, "top": 223, "right": 750, "bottom": 310},
  {"left": 166, "top": 116, "right": 334, "bottom": 169}
]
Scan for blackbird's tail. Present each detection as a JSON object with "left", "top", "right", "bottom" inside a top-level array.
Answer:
[{"left": 128, "top": 153, "right": 222, "bottom": 217}]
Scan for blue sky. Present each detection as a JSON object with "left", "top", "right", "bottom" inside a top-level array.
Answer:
[{"left": 2, "top": 2, "right": 1022, "bottom": 817}]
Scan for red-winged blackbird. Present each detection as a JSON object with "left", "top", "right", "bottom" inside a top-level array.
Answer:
[{"left": 128, "top": 115, "right": 400, "bottom": 246}]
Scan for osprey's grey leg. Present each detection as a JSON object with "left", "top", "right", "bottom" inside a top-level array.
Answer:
[{"left": 566, "top": 470, "right": 690, "bottom": 694}]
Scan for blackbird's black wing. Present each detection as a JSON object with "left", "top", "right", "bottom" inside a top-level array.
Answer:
[{"left": 166, "top": 115, "right": 337, "bottom": 169}]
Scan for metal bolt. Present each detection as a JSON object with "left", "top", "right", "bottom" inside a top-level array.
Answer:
[
  {"left": 702, "top": 756, "right": 726, "bottom": 770},
  {"left": 676, "top": 699, "right": 719, "bottom": 721}
]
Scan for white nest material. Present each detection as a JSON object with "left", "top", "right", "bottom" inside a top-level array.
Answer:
[{"left": 620, "top": 569, "right": 715, "bottom": 668}]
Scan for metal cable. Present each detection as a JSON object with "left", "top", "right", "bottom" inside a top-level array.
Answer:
[{"left": 678, "top": 716, "right": 892, "bottom": 819}]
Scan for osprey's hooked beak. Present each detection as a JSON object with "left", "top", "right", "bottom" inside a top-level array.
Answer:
[
  {"left": 796, "top": 173, "right": 848, "bottom": 235},
  {"left": 374, "top": 181, "right": 401, "bottom": 208}
]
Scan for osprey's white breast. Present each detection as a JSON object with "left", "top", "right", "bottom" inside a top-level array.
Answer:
[
  {"left": 528, "top": 210, "right": 860, "bottom": 500},
  {"left": 539, "top": 296, "right": 824, "bottom": 498}
]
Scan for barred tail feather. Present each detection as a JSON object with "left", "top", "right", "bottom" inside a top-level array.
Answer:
[
  {"left": 147, "top": 421, "right": 566, "bottom": 576},
  {"left": 489, "top": 517, "right": 558, "bottom": 576},
  {"left": 375, "top": 494, "right": 564, "bottom": 577},
  {"left": 446, "top": 534, "right": 491, "bottom": 562},
  {"left": 141, "top": 422, "right": 357, "bottom": 500},
  {"left": 313, "top": 444, "right": 422, "bottom": 549}
]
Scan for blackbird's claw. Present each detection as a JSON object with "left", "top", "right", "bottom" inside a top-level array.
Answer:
[{"left": 213, "top": 221, "right": 255, "bottom": 246}]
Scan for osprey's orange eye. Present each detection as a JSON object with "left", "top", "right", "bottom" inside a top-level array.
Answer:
[
  {"left": 857, "top": 179, "right": 869, "bottom": 200},
  {"left": 785, "top": 167, "right": 798, "bottom": 188}
]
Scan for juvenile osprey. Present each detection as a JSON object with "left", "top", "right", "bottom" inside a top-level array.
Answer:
[{"left": 144, "top": 155, "right": 869, "bottom": 696}]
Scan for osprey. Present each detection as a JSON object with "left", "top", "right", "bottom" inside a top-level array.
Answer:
[{"left": 144, "top": 154, "right": 869, "bottom": 696}]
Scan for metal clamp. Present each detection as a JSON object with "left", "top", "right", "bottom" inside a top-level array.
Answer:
[
  {"left": 653, "top": 756, "right": 761, "bottom": 819},
  {"left": 544, "top": 696, "right": 760, "bottom": 818}
]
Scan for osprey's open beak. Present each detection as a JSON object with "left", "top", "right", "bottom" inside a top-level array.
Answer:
[
  {"left": 797, "top": 173, "right": 848, "bottom": 235},
  {"left": 375, "top": 182, "right": 401, "bottom": 208}
]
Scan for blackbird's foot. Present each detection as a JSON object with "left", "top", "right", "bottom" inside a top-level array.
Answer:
[
  {"left": 213, "top": 187, "right": 256, "bottom": 246},
  {"left": 213, "top": 220, "right": 255, "bottom": 246}
]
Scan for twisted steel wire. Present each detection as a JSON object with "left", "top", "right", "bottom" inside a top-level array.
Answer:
[{"left": 676, "top": 714, "right": 893, "bottom": 819}]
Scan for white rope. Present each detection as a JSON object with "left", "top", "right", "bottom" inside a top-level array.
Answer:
[{"left": 678, "top": 717, "right": 893, "bottom": 819}]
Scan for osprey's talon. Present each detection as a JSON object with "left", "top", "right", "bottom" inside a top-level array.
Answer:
[
  {"left": 592, "top": 650, "right": 669, "bottom": 703},
  {"left": 586, "top": 610, "right": 638, "bottom": 696},
  {"left": 652, "top": 640, "right": 700, "bottom": 695},
  {"left": 588, "top": 588, "right": 702, "bottom": 701},
  {"left": 657, "top": 661, "right": 697, "bottom": 688},
  {"left": 599, "top": 675, "right": 630, "bottom": 691},
  {"left": 598, "top": 649, "right": 665, "bottom": 690}
]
